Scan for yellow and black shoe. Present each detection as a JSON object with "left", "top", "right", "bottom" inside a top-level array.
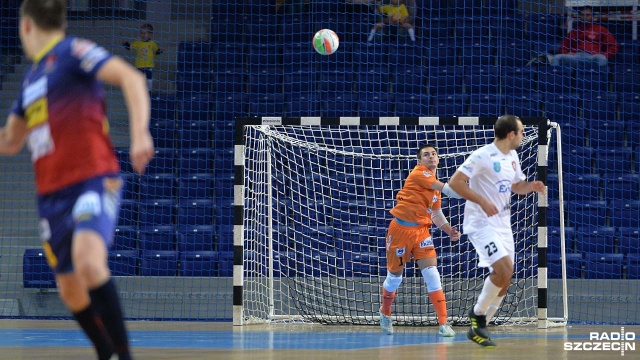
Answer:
[{"left": 467, "top": 308, "right": 496, "bottom": 347}]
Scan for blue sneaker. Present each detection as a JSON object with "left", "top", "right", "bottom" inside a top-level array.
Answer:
[{"left": 379, "top": 308, "right": 393, "bottom": 335}]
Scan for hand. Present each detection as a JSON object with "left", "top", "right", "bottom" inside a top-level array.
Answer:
[
  {"left": 129, "top": 132, "right": 154, "bottom": 174},
  {"left": 480, "top": 199, "right": 500, "bottom": 217},
  {"left": 531, "top": 180, "right": 546, "bottom": 195},
  {"left": 448, "top": 227, "right": 462, "bottom": 242}
]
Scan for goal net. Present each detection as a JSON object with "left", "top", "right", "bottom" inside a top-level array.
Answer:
[{"left": 236, "top": 117, "right": 557, "bottom": 327}]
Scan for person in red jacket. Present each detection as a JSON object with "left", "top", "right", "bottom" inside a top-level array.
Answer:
[{"left": 549, "top": 6, "right": 618, "bottom": 66}]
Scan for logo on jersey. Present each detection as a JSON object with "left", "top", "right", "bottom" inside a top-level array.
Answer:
[
  {"left": 420, "top": 237, "right": 434, "bottom": 248},
  {"left": 496, "top": 179, "right": 512, "bottom": 193},
  {"left": 423, "top": 170, "right": 432, "bottom": 178},
  {"left": 396, "top": 248, "right": 406, "bottom": 257},
  {"left": 432, "top": 195, "right": 438, "bottom": 203},
  {"left": 493, "top": 162, "right": 501, "bottom": 172},
  {"left": 512, "top": 161, "right": 517, "bottom": 170}
]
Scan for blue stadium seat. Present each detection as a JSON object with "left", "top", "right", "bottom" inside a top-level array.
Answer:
[
  {"left": 460, "top": 42, "right": 498, "bottom": 67},
  {"left": 543, "top": 94, "right": 580, "bottom": 126},
  {"left": 560, "top": 123, "right": 586, "bottom": 148},
  {"left": 149, "top": 120, "right": 176, "bottom": 149},
  {"left": 500, "top": 44, "right": 534, "bottom": 69},
  {"left": 548, "top": 253, "right": 583, "bottom": 279},
  {"left": 388, "top": 46, "right": 425, "bottom": 68},
  {"left": 618, "top": 228, "right": 640, "bottom": 255},
  {"left": 627, "top": 254, "right": 640, "bottom": 279},
  {"left": 464, "top": 66, "right": 502, "bottom": 95},
  {"left": 620, "top": 93, "right": 640, "bottom": 125},
  {"left": 108, "top": 250, "right": 139, "bottom": 276},
  {"left": 432, "top": 94, "right": 469, "bottom": 117},
  {"left": 180, "top": 251, "right": 218, "bottom": 276},
  {"left": 595, "top": 147, "right": 632, "bottom": 175},
  {"left": 247, "top": 15, "right": 281, "bottom": 44},
  {"left": 283, "top": 43, "right": 318, "bottom": 70},
  {"left": 178, "top": 174, "right": 215, "bottom": 201},
  {"left": 467, "top": 95, "right": 505, "bottom": 116},
  {"left": 547, "top": 226, "right": 575, "bottom": 254},
  {"left": 280, "top": 15, "right": 315, "bottom": 43},
  {"left": 526, "top": 13, "right": 565, "bottom": 47},
  {"left": 603, "top": 174, "right": 640, "bottom": 202},
  {"left": 318, "top": 69, "right": 354, "bottom": 93},
  {"left": 609, "top": 200, "right": 640, "bottom": 228},
  {"left": 218, "top": 251, "right": 234, "bottom": 276},
  {"left": 515, "top": 252, "right": 537, "bottom": 278},
  {"left": 216, "top": 224, "right": 234, "bottom": 252},
  {"left": 178, "top": 149, "right": 214, "bottom": 176},
  {"left": 177, "top": 42, "right": 212, "bottom": 72},
  {"left": 358, "top": 93, "right": 395, "bottom": 117},
  {"left": 505, "top": 93, "right": 543, "bottom": 118},
  {"left": 567, "top": 201, "right": 607, "bottom": 228},
  {"left": 139, "top": 226, "right": 176, "bottom": 251},
  {"left": 211, "top": 44, "right": 246, "bottom": 73},
  {"left": 395, "top": 94, "right": 431, "bottom": 117},
  {"left": 394, "top": 66, "right": 428, "bottom": 95},
  {"left": 588, "top": 124, "right": 625, "bottom": 149},
  {"left": 118, "top": 200, "right": 138, "bottom": 228},
  {"left": 120, "top": 173, "right": 138, "bottom": 201},
  {"left": 584, "top": 253, "right": 623, "bottom": 279},
  {"left": 428, "top": 66, "right": 464, "bottom": 95},
  {"left": 536, "top": 67, "right": 575, "bottom": 95},
  {"left": 489, "top": 16, "right": 524, "bottom": 39},
  {"left": 425, "top": 44, "right": 459, "bottom": 68},
  {"left": 322, "top": 92, "right": 358, "bottom": 117},
  {"left": 23, "top": 249, "right": 56, "bottom": 288},
  {"left": 150, "top": 96, "right": 176, "bottom": 122},
  {"left": 283, "top": 71, "right": 318, "bottom": 94},
  {"left": 248, "top": 69, "right": 283, "bottom": 95},
  {"left": 215, "top": 93, "right": 248, "bottom": 122},
  {"left": 564, "top": 174, "right": 601, "bottom": 201},
  {"left": 575, "top": 226, "right": 616, "bottom": 254},
  {"left": 140, "top": 251, "right": 178, "bottom": 276},
  {"left": 113, "top": 226, "right": 137, "bottom": 250},
  {"left": 561, "top": 146, "right": 594, "bottom": 175},
  {"left": 177, "top": 199, "right": 215, "bottom": 227},
  {"left": 146, "top": 149, "right": 176, "bottom": 175},
  {"left": 580, "top": 92, "right": 618, "bottom": 127},
  {"left": 139, "top": 200, "right": 176, "bottom": 227},
  {"left": 248, "top": 93, "right": 286, "bottom": 116},
  {"left": 212, "top": 70, "right": 245, "bottom": 95},
  {"left": 176, "top": 71, "right": 211, "bottom": 98},
  {"left": 575, "top": 68, "right": 610, "bottom": 95},
  {"left": 139, "top": 174, "right": 175, "bottom": 201},
  {"left": 210, "top": 15, "right": 245, "bottom": 43},
  {"left": 178, "top": 122, "right": 213, "bottom": 150},
  {"left": 438, "top": 252, "right": 459, "bottom": 277},
  {"left": 611, "top": 65, "right": 640, "bottom": 94},
  {"left": 286, "top": 92, "right": 321, "bottom": 117},
  {"left": 352, "top": 44, "right": 389, "bottom": 72},
  {"left": 356, "top": 69, "right": 391, "bottom": 93},
  {"left": 176, "top": 96, "right": 212, "bottom": 123},
  {"left": 455, "top": 18, "right": 490, "bottom": 42}
]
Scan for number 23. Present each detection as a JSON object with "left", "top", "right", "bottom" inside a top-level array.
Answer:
[{"left": 485, "top": 242, "right": 498, "bottom": 256}]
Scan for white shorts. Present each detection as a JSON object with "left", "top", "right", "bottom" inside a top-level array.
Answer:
[{"left": 467, "top": 226, "right": 515, "bottom": 268}]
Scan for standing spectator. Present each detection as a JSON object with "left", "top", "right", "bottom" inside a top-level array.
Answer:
[
  {"left": 1, "top": 0, "right": 154, "bottom": 358},
  {"left": 448, "top": 115, "right": 545, "bottom": 347},
  {"left": 530, "top": 7, "right": 618, "bottom": 67},
  {"left": 379, "top": 144, "right": 461, "bottom": 337},
  {"left": 367, "top": 0, "right": 416, "bottom": 42},
  {"left": 123, "top": 23, "right": 163, "bottom": 90}
]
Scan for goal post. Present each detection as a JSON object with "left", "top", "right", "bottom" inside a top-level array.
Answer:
[{"left": 233, "top": 116, "right": 566, "bottom": 328}]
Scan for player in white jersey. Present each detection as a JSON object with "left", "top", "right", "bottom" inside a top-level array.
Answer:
[{"left": 449, "top": 115, "right": 546, "bottom": 347}]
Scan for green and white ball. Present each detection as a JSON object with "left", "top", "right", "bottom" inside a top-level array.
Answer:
[{"left": 312, "top": 29, "right": 339, "bottom": 56}]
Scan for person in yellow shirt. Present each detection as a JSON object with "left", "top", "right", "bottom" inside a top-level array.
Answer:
[
  {"left": 367, "top": 0, "right": 416, "bottom": 42},
  {"left": 123, "top": 23, "right": 163, "bottom": 90}
]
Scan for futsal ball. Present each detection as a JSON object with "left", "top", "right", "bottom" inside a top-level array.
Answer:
[{"left": 312, "top": 29, "right": 339, "bottom": 55}]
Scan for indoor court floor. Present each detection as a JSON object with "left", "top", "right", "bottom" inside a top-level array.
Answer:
[{"left": 0, "top": 320, "right": 636, "bottom": 359}]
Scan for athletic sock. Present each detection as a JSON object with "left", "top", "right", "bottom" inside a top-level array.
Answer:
[
  {"left": 428, "top": 289, "right": 448, "bottom": 325},
  {"left": 473, "top": 276, "right": 502, "bottom": 316},
  {"left": 381, "top": 288, "right": 396, "bottom": 316},
  {"left": 368, "top": 29, "right": 377, "bottom": 41},
  {"left": 90, "top": 278, "right": 132, "bottom": 360},
  {"left": 407, "top": 28, "right": 416, "bottom": 41},
  {"left": 485, "top": 295, "right": 505, "bottom": 323},
  {"left": 73, "top": 304, "right": 114, "bottom": 360}
]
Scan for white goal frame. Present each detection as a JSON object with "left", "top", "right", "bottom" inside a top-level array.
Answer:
[{"left": 232, "top": 116, "right": 567, "bottom": 329}]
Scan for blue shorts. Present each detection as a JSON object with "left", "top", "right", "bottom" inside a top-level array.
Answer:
[{"left": 37, "top": 175, "right": 122, "bottom": 274}]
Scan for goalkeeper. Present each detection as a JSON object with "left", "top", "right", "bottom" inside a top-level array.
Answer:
[
  {"left": 379, "top": 144, "right": 462, "bottom": 337},
  {"left": 367, "top": 0, "right": 416, "bottom": 42}
]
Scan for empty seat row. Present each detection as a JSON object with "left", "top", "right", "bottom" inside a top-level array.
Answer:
[
  {"left": 547, "top": 253, "right": 640, "bottom": 280},
  {"left": 547, "top": 226, "right": 640, "bottom": 255}
]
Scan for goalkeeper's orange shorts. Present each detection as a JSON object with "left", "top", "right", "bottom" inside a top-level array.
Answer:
[{"left": 385, "top": 218, "right": 436, "bottom": 273}]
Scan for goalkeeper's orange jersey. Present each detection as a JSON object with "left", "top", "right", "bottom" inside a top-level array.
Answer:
[{"left": 390, "top": 165, "right": 442, "bottom": 226}]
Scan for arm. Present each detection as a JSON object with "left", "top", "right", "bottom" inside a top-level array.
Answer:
[
  {"left": 0, "top": 114, "right": 28, "bottom": 155},
  {"left": 97, "top": 56, "right": 154, "bottom": 174},
  {"left": 511, "top": 180, "right": 546, "bottom": 195},
  {"left": 449, "top": 170, "right": 500, "bottom": 217},
  {"left": 431, "top": 208, "right": 461, "bottom": 242},
  {"left": 428, "top": 179, "right": 463, "bottom": 199},
  {"left": 602, "top": 29, "right": 618, "bottom": 59}
]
